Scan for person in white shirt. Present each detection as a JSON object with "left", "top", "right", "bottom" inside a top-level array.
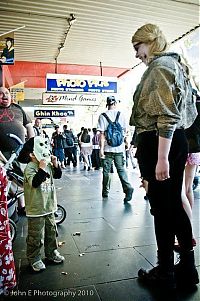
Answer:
[{"left": 97, "top": 96, "right": 133, "bottom": 202}]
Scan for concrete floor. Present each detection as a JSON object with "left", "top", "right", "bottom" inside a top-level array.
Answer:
[{"left": 3, "top": 162, "right": 200, "bottom": 301}]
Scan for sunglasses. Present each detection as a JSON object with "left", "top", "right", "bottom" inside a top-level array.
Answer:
[{"left": 133, "top": 42, "right": 143, "bottom": 51}]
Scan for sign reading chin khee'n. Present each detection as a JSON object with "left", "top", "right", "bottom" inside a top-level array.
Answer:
[
  {"left": 43, "top": 93, "right": 102, "bottom": 105},
  {"left": 34, "top": 109, "right": 75, "bottom": 118},
  {"left": 46, "top": 74, "right": 117, "bottom": 93}
]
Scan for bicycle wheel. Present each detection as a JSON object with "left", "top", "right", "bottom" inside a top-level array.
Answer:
[
  {"left": 54, "top": 204, "right": 67, "bottom": 225},
  {"left": 9, "top": 219, "right": 17, "bottom": 242}
]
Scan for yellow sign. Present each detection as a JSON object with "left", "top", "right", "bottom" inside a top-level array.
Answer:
[{"left": 10, "top": 82, "right": 25, "bottom": 102}]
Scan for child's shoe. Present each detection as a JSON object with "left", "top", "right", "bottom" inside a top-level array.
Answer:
[
  {"left": 47, "top": 250, "right": 65, "bottom": 263},
  {"left": 31, "top": 260, "right": 46, "bottom": 272}
]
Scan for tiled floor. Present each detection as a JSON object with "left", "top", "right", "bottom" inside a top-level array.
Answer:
[{"left": 3, "top": 162, "right": 200, "bottom": 301}]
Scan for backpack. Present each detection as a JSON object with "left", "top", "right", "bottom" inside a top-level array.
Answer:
[
  {"left": 64, "top": 131, "right": 74, "bottom": 147},
  {"left": 102, "top": 111, "right": 123, "bottom": 147}
]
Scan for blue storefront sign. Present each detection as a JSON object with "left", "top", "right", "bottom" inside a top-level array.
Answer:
[
  {"left": 46, "top": 74, "right": 117, "bottom": 93},
  {"left": 34, "top": 110, "right": 75, "bottom": 118}
]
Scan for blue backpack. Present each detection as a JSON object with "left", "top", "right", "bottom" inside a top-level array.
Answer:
[{"left": 102, "top": 111, "right": 123, "bottom": 147}]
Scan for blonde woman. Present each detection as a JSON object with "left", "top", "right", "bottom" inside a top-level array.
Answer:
[{"left": 130, "top": 24, "right": 199, "bottom": 290}]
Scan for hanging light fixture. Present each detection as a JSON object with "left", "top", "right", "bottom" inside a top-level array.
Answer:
[
  {"left": 55, "top": 13, "right": 77, "bottom": 72},
  {"left": 68, "top": 13, "right": 76, "bottom": 26}
]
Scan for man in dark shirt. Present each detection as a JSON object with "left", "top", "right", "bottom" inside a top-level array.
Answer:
[
  {"left": 0, "top": 86, "right": 34, "bottom": 159},
  {"left": 0, "top": 86, "right": 34, "bottom": 212}
]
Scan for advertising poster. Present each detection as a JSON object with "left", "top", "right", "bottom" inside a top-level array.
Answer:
[{"left": 0, "top": 32, "right": 14, "bottom": 65}]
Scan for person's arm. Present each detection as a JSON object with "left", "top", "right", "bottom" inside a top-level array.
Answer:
[
  {"left": 25, "top": 123, "right": 35, "bottom": 139},
  {"left": 148, "top": 66, "right": 181, "bottom": 180},
  {"left": 51, "top": 155, "right": 62, "bottom": 179},
  {"left": 156, "top": 136, "right": 172, "bottom": 181},
  {"left": 99, "top": 132, "right": 105, "bottom": 158},
  {"left": 97, "top": 114, "right": 107, "bottom": 158},
  {"left": 32, "top": 159, "right": 49, "bottom": 188}
]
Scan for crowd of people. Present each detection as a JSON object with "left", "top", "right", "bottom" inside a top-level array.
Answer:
[{"left": 0, "top": 22, "right": 200, "bottom": 296}]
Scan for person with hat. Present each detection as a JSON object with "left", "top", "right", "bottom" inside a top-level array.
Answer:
[
  {"left": 18, "top": 136, "right": 65, "bottom": 272},
  {"left": 97, "top": 96, "right": 134, "bottom": 202}
]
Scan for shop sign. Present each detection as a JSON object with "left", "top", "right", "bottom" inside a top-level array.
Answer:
[
  {"left": 46, "top": 74, "right": 117, "bottom": 93},
  {"left": 10, "top": 81, "right": 25, "bottom": 102},
  {"left": 34, "top": 109, "right": 75, "bottom": 118},
  {"left": 42, "top": 93, "right": 102, "bottom": 105}
]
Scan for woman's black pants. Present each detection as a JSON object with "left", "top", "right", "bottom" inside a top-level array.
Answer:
[{"left": 137, "top": 130, "right": 193, "bottom": 265}]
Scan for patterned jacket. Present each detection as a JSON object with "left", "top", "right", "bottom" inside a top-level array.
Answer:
[{"left": 130, "top": 52, "right": 197, "bottom": 139}]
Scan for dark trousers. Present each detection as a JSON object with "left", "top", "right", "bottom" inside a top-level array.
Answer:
[
  {"left": 137, "top": 130, "right": 193, "bottom": 261},
  {"left": 64, "top": 147, "right": 76, "bottom": 165},
  {"left": 91, "top": 149, "right": 100, "bottom": 169},
  {"left": 72, "top": 146, "right": 77, "bottom": 164}
]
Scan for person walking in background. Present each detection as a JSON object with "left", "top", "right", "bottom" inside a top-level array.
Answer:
[
  {"left": 77, "top": 126, "right": 84, "bottom": 163},
  {"left": 97, "top": 96, "right": 133, "bottom": 202},
  {"left": 51, "top": 125, "right": 65, "bottom": 168},
  {"left": 178, "top": 89, "right": 200, "bottom": 249},
  {"left": 33, "top": 118, "right": 48, "bottom": 138},
  {"left": 91, "top": 128, "right": 101, "bottom": 170},
  {"left": 130, "top": 23, "right": 199, "bottom": 290},
  {"left": 63, "top": 125, "right": 77, "bottom": 167},
  {"left": 18, "top": 136, "right": 65, "bottom": 272},
  {"left": 79, "top": 128, "right": 92, "bottom": 171},
  {"left": 71, "top": 131, "right": 78, "bottom": 167}
]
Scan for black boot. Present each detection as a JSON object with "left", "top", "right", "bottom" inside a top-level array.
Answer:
[
  {"left": 138, "top": 253, "right": 176, "bottom": 290},
  {"left": 174, "top": 250, "right": 199, "bottom": 288}
]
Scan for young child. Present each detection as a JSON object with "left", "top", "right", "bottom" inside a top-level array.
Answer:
[{"left": 18, "top": 136, "right": 65, "bottom": 272}]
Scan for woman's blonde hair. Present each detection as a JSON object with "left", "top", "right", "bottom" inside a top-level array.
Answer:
[{"left": 132, "top": 24, "right": 169, "bottom": 57}]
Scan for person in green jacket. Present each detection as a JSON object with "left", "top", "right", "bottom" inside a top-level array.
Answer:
[{"left": 18, "top": 136, "right": 65, "bottom": 272}]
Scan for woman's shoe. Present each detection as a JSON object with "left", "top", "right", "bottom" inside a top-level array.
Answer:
[
  {"left": 138, "top": 266, "right": 176, "bottom": 290},
  {"left": 174, "top": 250, "right": 199, "bottom": 288}
]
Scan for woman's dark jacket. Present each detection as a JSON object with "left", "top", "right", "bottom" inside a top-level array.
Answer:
[{"left": 185, "top": 91, "right": 200, "bottom": 153}]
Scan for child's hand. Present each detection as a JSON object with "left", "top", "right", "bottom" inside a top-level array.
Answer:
[
  {"left": 39, "top": 159, "right": 47, "bottom": 170},
  {"left": 51, "top": 155, "right": 58, "bottom": 167}
]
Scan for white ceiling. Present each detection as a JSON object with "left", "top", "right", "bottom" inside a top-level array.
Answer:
[{"left": 0, "top": 0, "right": 199, "bottom": 69}]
